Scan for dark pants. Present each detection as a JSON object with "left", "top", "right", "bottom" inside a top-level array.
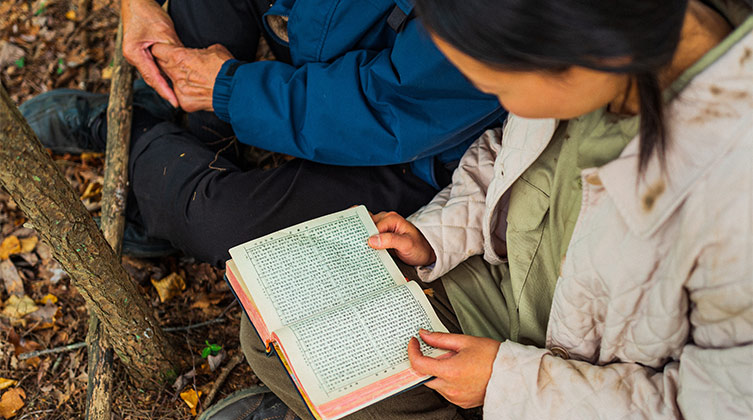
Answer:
[
  {"left": 144, "top": 2, "right": 463, "bottom": 418},
  {"left": 126, "top": 0, "right": 441, "bottom": 267}
]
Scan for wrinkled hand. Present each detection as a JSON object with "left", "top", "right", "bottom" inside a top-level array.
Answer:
[
  {"left": 151, "top": 43, "right": 234, "bottom": 113},
  {"left": 122, "top": 0, "right": 182, "bottom": 107},
  {"left": 409, "top": 330, "right": 501, "bottom": 408},
  {"left": 367, "top": 211, "right": 436, "bottom": 266}
]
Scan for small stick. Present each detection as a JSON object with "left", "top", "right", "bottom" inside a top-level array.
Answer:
[
  {"left": 18, "top": 342, "right": 86, "bottom": 361},
  {"left": 201, "top": 352, "right": 246, "bottom": 410},
  {"left": 19, "top": 317, "right": 229, "bottom": 360}
]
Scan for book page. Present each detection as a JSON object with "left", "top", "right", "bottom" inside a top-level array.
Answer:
[
  {"left": 273, "top": 281, "right": 448, "bottom": 407},
  {"left": 228, "top": 206, "right": 405, "bottom": 333}
]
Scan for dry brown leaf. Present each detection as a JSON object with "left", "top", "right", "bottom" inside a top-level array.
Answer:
[
  {"left": 19, "top": 236, "right": 38, "bottom": 253},
  {"left": 151, "top": 272, "right": 186, "bottom": 303},
  {"left": 0, "top": 260, "right": 24, "bottom": 297},
  {"left": 0, "top": 41, "right": 24, "bottom": 69},
  {"left": 0, "top": 379, "right": 17, "bottom": 392},
  {"left": 189, "top": 293, "right": 224, "bottom": 310},
  {"left": 0, "top": 388, "right": 26, "bottom": 419},
  {"left": 2, "top": 295, "right": 38, "bottom": 319},
  {"left": 35, "top": 242, "right": 52, "bottom": 261},
  {"left": 17, "top": 252, "right": 38, "bottom": 267},
  {"left": 179, "top": 388, "right": 202, "bottom": 416},
  {"left": 28, "top": 304, "right": 58, "bottom": 329},
  {"left": 207, "top": 349, "right": 226, "bottom": 372},
  {"left": 0, "top": 236, "right": 21, "bottom": 260}
]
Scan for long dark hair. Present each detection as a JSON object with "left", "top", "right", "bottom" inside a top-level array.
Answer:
[{"left": 415, "top": 0, "right": 689, "bottom": 171}]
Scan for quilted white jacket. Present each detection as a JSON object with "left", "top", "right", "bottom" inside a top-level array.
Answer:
[{"left": 409, "top": 25, "right": 753, "bottom": 420}]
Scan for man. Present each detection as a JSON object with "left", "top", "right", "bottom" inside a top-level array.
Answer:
[
  {"left": 21, "top": 0, "right": 502, "bottom": 417},
  {"left": 23, "top": 0, "right": 502, "bottom": 265}
]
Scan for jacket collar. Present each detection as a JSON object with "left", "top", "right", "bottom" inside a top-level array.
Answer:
[{"left": 597, "top": 30, "right": 753, "bottom": 238}]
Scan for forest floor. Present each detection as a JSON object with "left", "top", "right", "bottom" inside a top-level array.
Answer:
[{"left": 1, "top": 1, "right": 274, "bottom": 418}]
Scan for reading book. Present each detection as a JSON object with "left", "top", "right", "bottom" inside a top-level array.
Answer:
[{"left": 226, "top": 206, "right": 448, "bottom": 420}]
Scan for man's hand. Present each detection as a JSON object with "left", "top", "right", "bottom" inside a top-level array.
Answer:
[
  {"left": 151, "top": 43, "right": 234, "bottom": 113},
  {"left": 368, "top": 211, "right": 437, "bottom": 266},
  {"left": 408, "top": 330, "right": 501, "bottom": 408},
  {"left": 122, "top": 0, "right": 182, "bottom": 107}
]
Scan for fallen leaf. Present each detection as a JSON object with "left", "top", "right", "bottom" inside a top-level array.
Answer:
[
  {"left": 2, "top": 295, "right": 38, "bottom": 319},
  {"left": 35, "top": 242, "right": 52, "bottom": 261},
  {"left": 207, "top": 349, "right": 226, "bottom": 372},
  {"left": 0, "top": 236, "right": 21, "bottom": 260},
  {"left": 7, "top": 328, "right": 41, "bottom": 368},
  {"left": 0, "top": 41, "right": 25, "bottom": 69},
  {"left": 101, "top": 66, "right": 112, "bottom": 80},
  {"left": 28, "top": 304, "right": 58, "bottom": 329},
  {"left": 48, "top": 267, "right": 68, "bottom": 285},
  {"left": 179, "top": 388, "right": 202, "bottom": 416},
  {"left": 80, "top": 181, "right": 102, "bottom": 200},
  {"left": 1, "top": 260, "right": 24, "bottom": 296},
  {"left": 64, "top": 10, "right": 76, "bottom": 20},
  {"left": 172, "top": 368, "right": 196, "bottom": 392},
  {"left": 19, "top": 236, "right": 37, "bottom": 253},
  {"left": 0, "top": 379, "right": 17, "bottom": 392},
  {"left": 80, "top": 153, "right": 104, "bottom": 163},
  {"left": 189, "top": 293, "right": 224, "bottom": 310},
  {"left": 151, "top": 273, "right": 186, "bottom": 303},
  {"left": 37, "top": 294, "right": 57, "bottom": 305},
  {"left": 17, "top": 252, "right": 38, "bottom": 267},
  {"left": 0, "top": 388, "right": 26, "bottom": 419}
]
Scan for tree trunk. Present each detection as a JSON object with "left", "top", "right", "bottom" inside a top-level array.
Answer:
[
  {"left": 0, "top": 83, "right": 186, "bottom": 387},
  {"left": 86, "top": 20, "right": 133, "bottom": 420}
]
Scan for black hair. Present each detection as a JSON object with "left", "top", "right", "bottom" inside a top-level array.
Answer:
[{"left": 415, "top": 0, "right": 689, "bottom": 172}]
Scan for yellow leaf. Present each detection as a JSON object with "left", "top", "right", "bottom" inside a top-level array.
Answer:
[
  {"left": 101, "top": 66, "right": 113, "bottom": 80},
  {"left": 19, "top": 236, "right": 38, "bottom": 254},
  {"left": 179, "top": 388, "right": 201, "bottom": 416},
  {"left": 0, "top": 388, "right": 26, "bottom": 419},
  {"left": 65, "top": 10, "right": 77, "bottom": 20},
  {"left": 2, "top": 295, "right": 39, "bottom": 319},
  {"left": 150, "top": 273, "right": 186, "bottom": 303},
  {"left": 37, "top": 294, "right": 58, "bottom": 305},
  {"left": 80, "top": 152, "right": 104, "bottom": 163},
  {"left": 0, "top": 236, "right": 21, "bottom": 260},
  {"left": 80, "top": 182, "right": 102, "bottom": 200},
  {"left": 0, "top": 379, "right": 17, "bottom": 392}
]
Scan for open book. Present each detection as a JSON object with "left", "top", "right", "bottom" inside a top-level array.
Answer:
[{"left": 226, "top": 206, "right": 448, "bottom": 420}]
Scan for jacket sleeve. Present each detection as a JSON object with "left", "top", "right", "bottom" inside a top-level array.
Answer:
[
  {"left": 406, "top": 128, "right": 502, "bottom": 282},
  {"left": 212, "top": 22, "right": 502, "bottom": 166},
  {"left": 482, "top": 211, "right": 753, "bottom": 419}
]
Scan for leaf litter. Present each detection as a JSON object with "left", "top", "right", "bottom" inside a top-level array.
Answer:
[{"left": 1, "top": 1, "right": 275, "bottom": 417}]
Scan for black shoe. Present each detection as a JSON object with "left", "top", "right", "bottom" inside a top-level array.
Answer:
[
  {"left": 19, "top": 79, "right": 180, "bottom": 154},
  {"left": 197, "top": 387, "right": 302, "bottom": 420},
  {"left": 93, "top": 217, "right": 176, "bottom": 259}
]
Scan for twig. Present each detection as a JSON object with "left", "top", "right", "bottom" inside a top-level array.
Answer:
[
  {"left": 18, "top": 316, "right": 230, "bottom": 360},
  {"left": 18, "top": 342, "right": 86, "bottom": 360},
  {"left": 18, "top": 409, "right": 55, "bottom": 420},
  {"left": 201, "top": 352, "right": 246, "bottom": 410},
  {"left": 164, "top": 317, "right": 228, "bottom": 333}
]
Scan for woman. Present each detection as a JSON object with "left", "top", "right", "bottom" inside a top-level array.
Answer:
[{"left": 367, "top": 0, "right": 753, "bottom": 418}]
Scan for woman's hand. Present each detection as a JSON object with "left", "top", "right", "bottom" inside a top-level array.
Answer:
[
  {"left": 122, "top": 0, "right": 183, "bottom": 107},
  {"left": 409, "top": 329, "right": 501, "bottom": 408},
  {"left": 368, "top": 211, "right": 436, "bottom": 266}
]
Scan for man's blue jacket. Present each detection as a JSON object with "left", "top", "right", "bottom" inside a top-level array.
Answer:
[{"left": 212, "top": 0, "right": 505, "bottom": 188}]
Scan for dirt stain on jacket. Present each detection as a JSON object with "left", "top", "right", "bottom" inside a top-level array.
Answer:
[{"left": 642, "top": 180, "right": 666, "bottom": 212}]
